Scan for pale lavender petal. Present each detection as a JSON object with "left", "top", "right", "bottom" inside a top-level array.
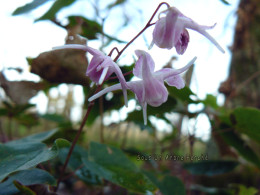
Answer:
[
  {"left": 53, "top": 44, "right": 103, "bottom": 56},
  {"left": 165, "top": 75, "right": 185, "bottom": 89},
  {"left": 127, "top": 81, "right": 145, "bottom": 105},
  {"left": 143, "top": 78, "right": 168, "bottom": 107},
  {"left": 152, "top": 7, "right": 179, "bottom": 49},
  {"left": 171, "top": 15, "right": 185, "bottom": 47},
  {"left": 96, "top": 57, "right": 115, "bottom": 83},
  {"left": 110, "top": 61, "right": 129, "bottom": 107},
  {"left": 134, "top": 50, "right": 169, "bottom": 107},
  {"left": 88, "top": 83, "right": 122, "bottom": 102},
  {"left": 155, "top": 56, "right": 197, "bottom": 81},
  {"left": 196, "top": 28, "right": 225, "bottom": 53},
  {"left": 127, "top": 81, "right": 151, "bottom": 125},
  {"left": 86, "top": 56, "right": 105, "bottom": 84},
  {"left": 152, "top": 17, "right": 170, "bottom": 48},
  {"left": 157, "top": 68, "right": 185, "bottom": 89},
  {"left": 134, "top": 50, "right": 155, "bottom": 78},
  {"left": 96, "top": 56, "right": 112, "bottom": 71},
  {"left": 96, "top": 56, "right": 128, "bottom": 106},
  {"left": 179, "top": 17, "right": 225, "bottom": 53},
  {"left": 54, "top": 44, "right": 129, "bottom": 106}
]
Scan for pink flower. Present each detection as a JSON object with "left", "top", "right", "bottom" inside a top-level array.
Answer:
[
  {"left": 89, "top": 50, "right": 196, "bottom": 124},
  {"left": 53, "top": 44, "right": 128, "bottom": 107},
  {"left": 151, "top": 7, "right": 225, "bottom": 54}
]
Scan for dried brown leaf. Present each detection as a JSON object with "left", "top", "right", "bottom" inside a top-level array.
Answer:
[{"left": 0, "top": 73, "right": 44, "bottom": 104}]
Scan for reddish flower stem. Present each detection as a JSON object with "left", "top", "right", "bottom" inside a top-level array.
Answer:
[
  {"left": 114, "top": 2, "right": 170, "bottom": 62},
  {"left": 108, "top": 70, "right": 133, "bottom": 80},
  {"left": 108, "top": 47, "right": 120, "bottom": 57},
  {"left": 55, "top": 86, "right": 102, "bottom": 191},
  {"left": 55, "top": 2, "right": 170, "bottom": 192}
]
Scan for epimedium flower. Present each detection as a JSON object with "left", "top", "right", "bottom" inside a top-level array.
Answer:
[
  {"left": 88, "top": 50, "right": 197, "bottom": 125},
  {"left": 150, "top": 6, "right": 225, "bottom": 54},
  {"left": 53, "top": 44, "right": 128, "bottom": 107}
]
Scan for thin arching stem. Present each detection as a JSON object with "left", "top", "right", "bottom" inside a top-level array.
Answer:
[
  {"left": 108, "top": 47, "right": 120, "bottom": 57},
  {"left": 113, "top": 2, "right": 170, "bottom": 62},
  {"left": 55, "top": 86, "right": 102, "bottom": 191}
]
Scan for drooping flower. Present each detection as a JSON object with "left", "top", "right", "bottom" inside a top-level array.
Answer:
[
  {"left": 53, "top": 44, "right": 128, "bottom": 107},
  {"left": 150, "top": 7, "right": 225, "bottom": 54},
  {"left": 89, "top": 50, "right": 197, "bottom": 124}
]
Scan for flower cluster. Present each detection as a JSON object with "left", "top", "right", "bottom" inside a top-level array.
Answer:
[{"left": 54, "top": 4, "right": 224, "bottom": 125}]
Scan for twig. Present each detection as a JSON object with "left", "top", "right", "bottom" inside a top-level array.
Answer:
[{"left": 236, "top": 70, "right": 260, "bottom": 93}]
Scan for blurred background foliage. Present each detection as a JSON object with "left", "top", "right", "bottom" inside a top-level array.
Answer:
[{"left": 1, "top": 0, "right": 260, "bottom": 194}]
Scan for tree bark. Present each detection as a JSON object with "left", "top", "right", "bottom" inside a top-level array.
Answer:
[{"left": 219, "top": 0, "right": 260, "bottom": 108}]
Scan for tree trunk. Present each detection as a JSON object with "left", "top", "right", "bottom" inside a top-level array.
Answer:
[{"left": 219, "top": 0, "right": 260, "bottom": 108}]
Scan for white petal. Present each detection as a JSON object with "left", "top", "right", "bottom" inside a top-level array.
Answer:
[{"left": 98, "top": 66, "right": 109, "bottom": 85}]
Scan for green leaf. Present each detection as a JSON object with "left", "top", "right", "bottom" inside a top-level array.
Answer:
[
  {"left": 13, "top": 180, "right": 36, "bottom": 195},
  {"left": 0, "top": 108, "right": 8, "bottom": 116},
  {"left": 12, "top": 0, "right": 49, "bottom": 15},
  {"left": 0, "top": 168, "right": 56, "bottom": 195},
  {"left": 144, "top": 172, "right": 185, "bottom": 195},
  {"left": 82, "top": 142, "right": 157, "bottom": 193},
  {"left": 14, "top": 113, "right": 39, "bottom": 127},
  {"left": 66, "top": 15, "right": 128, "bottom": 42},
  {"left": 220, "top": 0, "right": 230, "bottom": 5},
  {"left": 36, "top": 0, "right": 76, "bottom": 21},
  {"left": 6, "top": 129, "right": 58, "bottom": 146},
  {"left": 67, "top": 16, "right": 102, "bottom": 40},
  {"left": 218, "top": 127, "right": 260, "bottom": 168},
  {"left": 107, "top": 0, "right": 127, "bottom": 9},
  {"left": 232, "top": 107, "right": 260, "bottom": 143},
  {"left": 149, "top": 96, "right": 178, "bottom": 117},
  {"left": 53, "top": 138, "right": 71, "bottom": 149},
  {"left": 127, "top": 109, "right": 153, "bottom": 129},
  {"left": 238, "top": 185, "right": 258, "bottom": 195},
  {"left": 183, "top": 160, "right": 238, "bottom": 176},
  {"left": 127, "top": 95, "right": 177, "bottom": 127},
  {"left": 86, "top": 88, "right": 128, "bottom": 126},
  {"left": 40, "top": 113, "right": 67, "bottom": 123},
  {"left": 0, "top": 141, "right": 59, "bottom": 182},
  {"left": 190, "top": 184, "right": 230, "bottom": 194},
  {"left": 58, "top": 145, "right": 101, "bottom": 184},
  {"left": 202, "top": 94, "right": 219, "bottom": 110},
  {"left": 168, "top": 86, "right": 197, "bottom": 104},
  {"left": 3, "top": 103, "right": 35, "bottom": 117}
]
